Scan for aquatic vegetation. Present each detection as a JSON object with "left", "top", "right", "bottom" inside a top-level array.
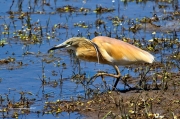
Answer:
[{"left": 0, "top": 0, "right": 179, "bottom": 118}]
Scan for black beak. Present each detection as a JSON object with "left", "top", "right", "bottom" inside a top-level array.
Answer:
[
  {"left": 48, "top": 47, "right": 59, "bottom": 53},
  {"left": 48, "top": 43, "right": 67, "bottom": 53}
]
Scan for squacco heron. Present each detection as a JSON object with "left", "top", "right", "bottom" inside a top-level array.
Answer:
[{"left": 48, "top": 36, "right": 154, "bottom": 90}]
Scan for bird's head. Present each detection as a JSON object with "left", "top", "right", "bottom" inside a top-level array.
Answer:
[{"left": 48, "top": 37, "right": 90, "bottom": 53}]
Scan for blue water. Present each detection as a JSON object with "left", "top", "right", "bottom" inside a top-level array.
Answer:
[{"left": 0, "top": 0, "right": 179, "bottom": 118}]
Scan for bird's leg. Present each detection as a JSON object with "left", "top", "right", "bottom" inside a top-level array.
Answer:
[
  {"left": 90, "top": 65, "right": 131, "bottom": 90},
  {"left": 112, "top": 65, "right": 121, "bottom": 91},
  {"left": 89, "top": 65, "right": 123, "bottom": 90},
  {"left": 111, "top": 65, "right": 132, "bottom": 90},
  {"left": 91, "top": 65, "right": 120, "bottom": 79},
  {"left": 88, "top": 67, "right": 119, "bottom": 90}
]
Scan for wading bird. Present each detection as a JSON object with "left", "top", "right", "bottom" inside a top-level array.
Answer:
[{"left": 48, "top": 36, "right": 154, "bottom": 90}]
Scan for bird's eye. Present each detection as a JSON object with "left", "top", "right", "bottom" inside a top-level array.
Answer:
[{"left": 67, "top": 41, "right": 72, "bottom": 45}]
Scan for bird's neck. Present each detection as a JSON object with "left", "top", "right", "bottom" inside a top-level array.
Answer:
[
  {"left": 75, "top": 42, "right": 110, "bottom": 64},
  {"left": 76, "top": 42, "right": 95, "bottom": 56}
]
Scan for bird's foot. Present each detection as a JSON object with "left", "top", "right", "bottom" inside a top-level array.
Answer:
[
  {"left": 88, "top": 72, "right": 120, "bottom": 90},
  {"left": 87, "top": 72, "right": 107, "bottom": 84}
]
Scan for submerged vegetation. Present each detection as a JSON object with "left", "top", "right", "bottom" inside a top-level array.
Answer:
[{"left": 0, "top": 0, "right": 180, "bottom": 118}]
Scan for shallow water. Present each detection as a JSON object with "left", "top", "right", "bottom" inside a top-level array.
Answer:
[{"left": 0, "top": 0, "right": 180, "bottom": 118}]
